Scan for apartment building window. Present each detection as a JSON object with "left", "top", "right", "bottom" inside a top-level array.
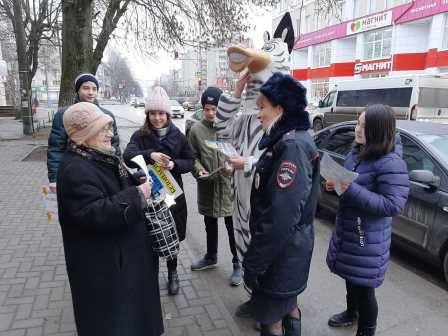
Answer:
[
  {"left": 313, "top": 42, "right": 332, "bottom": 68},
  {"left": 443, "top": 15, "right": 448, "bottom": 50},
  {"left": 364, "top": 28, "right": 392, "bottom": 60},
  {"left": 354, "top": 0, "right": 388, "bottom": 17},
  {"left": 311, "top": 79, "right": 330, "bottom": 103}
]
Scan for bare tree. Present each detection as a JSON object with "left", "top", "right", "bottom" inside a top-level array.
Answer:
[
  {"left": 0, "top": 0, "right": 61, "bottom": 134},
  {"left": 102, "top": 50, "right": 142, "bottom": 101},
  {"left": 315, "top": 0, "right": 344, "bottom": 20},
  {"left": 58, "top": 0, "right": 278, "bottom": 106}
]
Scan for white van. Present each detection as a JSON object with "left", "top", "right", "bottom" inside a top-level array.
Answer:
[{"left": 314, "top": 75, "right": 448, "bottom": 131}]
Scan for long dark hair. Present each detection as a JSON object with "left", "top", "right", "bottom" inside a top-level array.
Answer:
[
  {"left": 140, "top": 110, "right": 171, "bottom": 136},
  {"left": 359, "top": 104, "right": 396, "bottom": 161}
]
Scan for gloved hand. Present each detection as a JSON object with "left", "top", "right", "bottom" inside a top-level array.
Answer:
[{"left": 132, "top": 170, "right": 147, "bottom": 185}]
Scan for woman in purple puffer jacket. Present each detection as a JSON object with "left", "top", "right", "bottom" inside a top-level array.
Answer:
[{"left": 325, "top": 104, "right": 410, "bottom": 336}]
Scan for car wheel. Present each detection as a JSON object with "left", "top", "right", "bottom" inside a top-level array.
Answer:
[
  {"left": 313, "top": 118, "right": 324, "bottom": 133},
  {"left": 443, "top": 250, "right": 448, "bottom": 283}
]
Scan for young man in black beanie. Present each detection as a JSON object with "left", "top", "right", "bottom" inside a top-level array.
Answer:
[
  {"left": 188, "top": 86, "right": 242, "bottom": 286},
  {"left": 47, "top": 73, "right": 120, "bottom": 191}
]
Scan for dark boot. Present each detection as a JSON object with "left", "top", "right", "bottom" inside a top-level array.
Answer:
[
  {"left": 235, "top": 299, "right": 252, "bottom": 318},
  {"left": 283, "top": 313, "right": 301, "bottom": 336},
  {"left": 260, "top": 331, "right": 283, "bottom": 336},
  {"left": 356, "top": 326, "right": 376, "bottom": 336},
  {"left": 328, "top": 310, "right": 358, "bottom": 327},
  {"left": 167, "top": 270, "right": 179, "bottom": 296}
]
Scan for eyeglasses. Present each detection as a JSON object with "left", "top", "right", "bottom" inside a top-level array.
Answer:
[{"left": 100, "top": 124, "right": 113, "bottom": 133}]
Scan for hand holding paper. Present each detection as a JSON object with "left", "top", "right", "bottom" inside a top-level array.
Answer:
[{"left": 320, "top": 153, "right": 358, "bottom": 196}]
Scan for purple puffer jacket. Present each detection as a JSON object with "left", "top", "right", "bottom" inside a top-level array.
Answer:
[{"left": 326, "top": 142, "right": 410, "bottom": 288}]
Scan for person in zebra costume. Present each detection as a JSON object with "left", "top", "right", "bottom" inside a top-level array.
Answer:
[{"left": 214, "top": 12, "right": 296, "bottom": 319}]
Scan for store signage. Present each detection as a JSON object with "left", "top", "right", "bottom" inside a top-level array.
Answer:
[
  {"left": 395, "top": 0, "right": 448, "bottom": 24},
  {"left": 294, "top": 24, "right": 347, "bottom": 49},
  {"left": 354, "top": 59, "right": 392, "bottom": 75},
  {"left": 293, "top": 0, "right": 448, "bottom": 50},
  {"left": 347, "top": 11, "right": 393, "bottom": 35}
]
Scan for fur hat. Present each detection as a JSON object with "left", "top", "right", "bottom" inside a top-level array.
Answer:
[
  {"left": 260, "top": 72, "right": 310, "bottom": 130},
  {"left": 201, "top": 87, "right": 223, "bottom": 107},
  {"left": 63, "top": 102, "right": 113, "bottom": 145},
  {"left": 74, "top": 73, "right": 99, "bottom": 92},
  {"left": 145, "top": 86, "right": 171, "bottom": 114}
]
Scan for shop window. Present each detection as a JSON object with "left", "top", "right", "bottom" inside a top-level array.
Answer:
[
  {"left": 311, "top": 79, "right": 330, "bottom": 103},
  {"left": 313, "top": 42, "right": 332, "bottom": 68},
  {"left": 364, "top": 28, "right": 392, "bottom": 60},
  {"left": 443, "top": 15, "right": 448, "bottom": 50}
]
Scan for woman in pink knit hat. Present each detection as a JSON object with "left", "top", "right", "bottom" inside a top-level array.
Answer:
[
  {"left": 123, "top": 86, "right": 194, "bottom": 295},
  {"left": 57, "top": 102, "right": 164, "bottom": 336}
]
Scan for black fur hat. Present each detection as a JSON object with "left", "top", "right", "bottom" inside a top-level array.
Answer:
[{"left": 260, "top": 72, "right": 310, "bottom": 130}]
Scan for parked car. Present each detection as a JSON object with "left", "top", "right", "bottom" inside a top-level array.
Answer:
[
  {"left": 182, "top": 101, "right": 196, "bottom": 111},
  {"left": 131, "top": 97, "right": 145, "bottom": 108},
  {"left": 314, "top": 120, "right": 448, "bottom": 283},
  {"left": 185, "top": 105, "right": 203, "bottom": 138},
  {"left": 170, "top": 99, "right": 185, "bottom": 118},
  {"left": 315, "top": 75, "right": 448, "bottom": 131}
]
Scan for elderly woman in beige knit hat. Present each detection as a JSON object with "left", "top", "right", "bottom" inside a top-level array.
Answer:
[{"left": 56, "top": 102, "right": 164, "bottom": 336}]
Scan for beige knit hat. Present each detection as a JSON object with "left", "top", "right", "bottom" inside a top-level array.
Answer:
[
  {"left": 63, "top": 102, "right": 113, "bottom": 145},
  {"left": 145, "top": 86, "right": 172, "bottom": 114}
]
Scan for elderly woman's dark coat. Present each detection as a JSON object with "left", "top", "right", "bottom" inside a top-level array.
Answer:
[
  {"left": 123, "top": 123, "right": 194, "bottom": 241},
  {"left": 57, "top": 145, "right": 163, "bottom": 336}
]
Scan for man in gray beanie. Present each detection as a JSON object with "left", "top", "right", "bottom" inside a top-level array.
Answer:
[{"left": 47, "top": 73, "right": 120, "bottom": 191}]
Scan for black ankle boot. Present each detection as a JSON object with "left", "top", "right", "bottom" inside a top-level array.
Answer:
[
  {"left": 283, "top": 313, "right": 301, "bottom": 336},
  {"left": 328, "top": 310, "right": 358, "bottom": 327},
  {"left": 168, "top": 270, "right": 179, "bottom": 295},
  {"left": 356, "top": 326, "right": 376, "bottom": 336}
]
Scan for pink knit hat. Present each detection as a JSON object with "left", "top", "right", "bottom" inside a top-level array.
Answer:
[
  {"left": 63, "top": 102, "right": 113, "bottom": 145},
  {"left": 145, "top": 86, "right": 172, "bottom": 114}
]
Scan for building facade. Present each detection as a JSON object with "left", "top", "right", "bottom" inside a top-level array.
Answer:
[{"left": 274, "top": 0, "right": 448, "bottom": 104}]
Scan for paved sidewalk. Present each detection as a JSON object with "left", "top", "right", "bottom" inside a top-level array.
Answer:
[{"left": 0, "top": 139, "right": 241, "bottom": 336}]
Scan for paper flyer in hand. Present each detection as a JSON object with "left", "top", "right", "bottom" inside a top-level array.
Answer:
[
  {"left": 148, "top": 163, "right": 183, "bottom": 199},
  {"left": 198, "top": 167, "right": 225, "bottom": 180},
  {"left": 41, "top": 186, "right": 58, "bottom": 222},
  {"left": 320, "top": 152, "right": 359, "bottom": 196},
  {"left": 131, "top": 155, "right": 183, "bottom": 200},
  {"left": 204, "top": 140, "right": 238, "bottom": 157}
]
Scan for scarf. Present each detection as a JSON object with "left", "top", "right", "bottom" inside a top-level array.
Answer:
[{"left": 69, "top": 142, "right": 130, "bottom": 187}]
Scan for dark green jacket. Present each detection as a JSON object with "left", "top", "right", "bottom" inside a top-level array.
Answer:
[{"left": 188, "top": 119, "right": 233, "bottom": 218}]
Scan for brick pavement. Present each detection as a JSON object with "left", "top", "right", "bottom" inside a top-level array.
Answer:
[{"left": 0, "top": 138, "right": 241, "bottom": 336}]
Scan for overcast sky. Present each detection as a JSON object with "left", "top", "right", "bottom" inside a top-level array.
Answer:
[{"left": 111, "top": 6, "right": 272, "bottom": 93}]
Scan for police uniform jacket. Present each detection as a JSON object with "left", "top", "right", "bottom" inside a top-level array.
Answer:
[{"left": 243, "top": 126, "right": 320, "bottom": 298}]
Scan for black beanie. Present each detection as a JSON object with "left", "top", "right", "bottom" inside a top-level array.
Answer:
[
  {"left": 74, "top": 73, "right": 99, "bottom": 92},
  {"left": 201, "top": 87, "right": 223, "bottom": 107}
]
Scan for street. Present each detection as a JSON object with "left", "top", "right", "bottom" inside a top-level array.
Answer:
[{"left": 107, "top": 103, "right": 448, "bottom": 336}]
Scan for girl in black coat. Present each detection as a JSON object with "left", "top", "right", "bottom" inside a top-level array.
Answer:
[
  {"left": 123, "top": 87, "right": 194, "bottom": 296},
  {"left": 57, "top": 102, "right": 163, "bottom": 336}
]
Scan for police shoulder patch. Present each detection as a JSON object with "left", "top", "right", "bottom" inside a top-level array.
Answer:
[{"left": 276, "top": 161, "right": 297, "bottom": 189}]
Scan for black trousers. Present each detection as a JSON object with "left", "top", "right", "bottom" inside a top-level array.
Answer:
[
  {"left": 346, "top": 281, "right": 378, "bottom": 328},
  {"left": 204, "top": 215, "right": 239, "bottom": 263}
]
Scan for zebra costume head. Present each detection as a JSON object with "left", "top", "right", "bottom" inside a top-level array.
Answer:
[{"left": 227, "top": 12, "right": 295, "bottom": 113}]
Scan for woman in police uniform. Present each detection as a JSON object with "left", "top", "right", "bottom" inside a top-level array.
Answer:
[{"left": 241, "top": 73, "right": 320, "bottom": 336}]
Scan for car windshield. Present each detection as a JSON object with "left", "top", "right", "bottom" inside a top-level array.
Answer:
[
  {"left": 418, "top": 134, "right": 448, "bottom": 166},
  {"left": 170, "top": 100, "right": 181, "bottom": 106}
]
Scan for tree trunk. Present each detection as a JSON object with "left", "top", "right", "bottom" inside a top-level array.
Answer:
[
  {"left": 58, "top": 0, "right": 94, "bottom": 108},
  {"left": 12, "top": 1, "right": 33, "bottom": 134}
]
